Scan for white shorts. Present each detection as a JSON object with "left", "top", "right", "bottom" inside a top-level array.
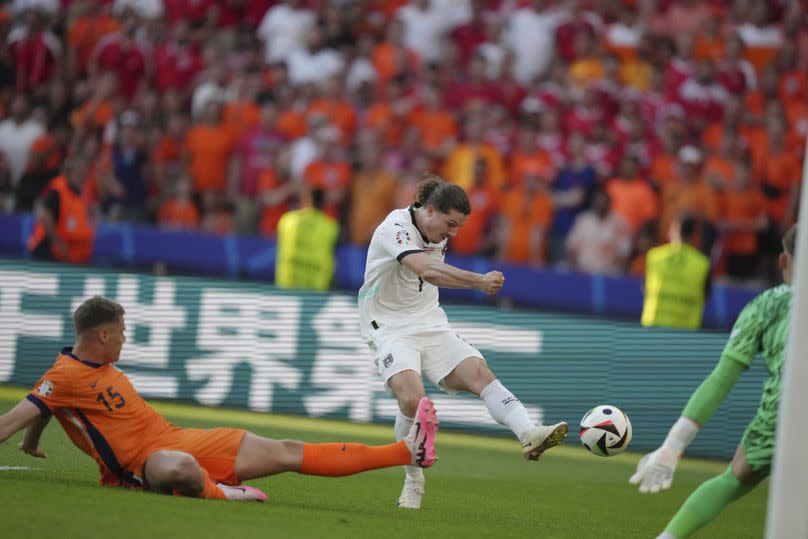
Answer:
[{"left": 367, "top": 328, "right": 483, "bottom": 392}]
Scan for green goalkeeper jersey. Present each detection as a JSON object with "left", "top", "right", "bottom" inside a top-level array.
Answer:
[{"left": 723, "top": 284, "right": 792, "bottom": 449}]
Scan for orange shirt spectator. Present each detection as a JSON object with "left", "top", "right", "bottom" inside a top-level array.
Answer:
[
  {"left": 307, "top": 97, "right": 357, "bottom": 146},
  {"left": 497, "top": 184, "right": 553, "bottom": 265},
  {"left": 256, "top": 169, "right": 292, "bottom": 236},
  {"left": 606, "top": 155, "right": 658, "bottom": 234},
  {"left": 409, "top": 107, "right": 457, "bottom": 156},
  {"left": 606, "top": 177, "right": 659, "bottom": 234},
  {"left": 184, "top": 103, "right": 237, "bottom": 194},
  {"left": 153, "top": 135, "right": 183, "bottom": 165},
  {"left": 27, "top": 132, "right": 66, "bottom": 173},
  {"left": 349, "top": 167, "right": 398, "bottom": 245},
  {"left": 659, "top": 179, "right": 719, "bottom": 242},
  {"left": 511, "top": 149, "right": 554, "bottom": 187},
  {"left": 694, "top": 32, "right": 725, "bottom": 61},
  {"left": 451, "top": 183, "right": 500, "bottom": 257},
  {"left": 742, "top": 43, "right": 781, "bottom": 76},
  {"left": 68, "top": 11, "right": 121, "bottom": 75},
  {"left": 619, "top": 57, "right": 653, "bottom": 91},
  {"left": 762, "top": 148, "right": 800, "bottom": 224},
  {"left": 720, "top": 183, "right": 766, "bottom": 256},
  {"left": 303, "top": 157, "right": 351, "bottom": 220},
  {"left": 223, "top": 101, "right": 261, "bottom": 138},
  {"left": 649, "top": 151, "right": 678, "bottom": 188},
  {"left": 70, "top": 100, "right": 115, "bottom": 131},
  {"left": 367, "top": 102, "right": 400, "bottom": 147},
  {"left": 372, "top": 42, "right": 418, "bottom": 83},
  {"left": 157, "top": 199, "right": 200, "bottom": 230},
  {"left": 702, "top": 153, "right": 735, "bottom": 189},
  {"left": 276, "top": 108, "right": 307, "bottom": 140},
  {"left": 443, "top": 141, "right": 505, "bottom": 191},
  {"left": 701, "top": 121, "right": 725, "bottom": 152},
  {"left": 568, "top": 57, "right": 605, "bottom": 90}
]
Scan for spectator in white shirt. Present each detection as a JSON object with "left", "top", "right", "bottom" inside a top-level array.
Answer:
[
  {"left": 396, "top": 0, "right": 461, "bottom": 65},
  {"left": 0, "top": 94, "right": 44, "bottom": 191},
  {"left": 113, "top": 0, "right": 163, "bottom": 20},
  {"left": 257, "top": 0, "right": 316, "bottom": 64},
  {"left": 502, "top": 0, "right": 565, "bottom": 84},
  {"left": 287, "top": 25, "right": 344, "bottom": 87},
  {"left": 12, "top": 0, "right": 58, "bottom": 15},
  {"left": 566, "top": 187, "right": 631, "bottom": 275}
]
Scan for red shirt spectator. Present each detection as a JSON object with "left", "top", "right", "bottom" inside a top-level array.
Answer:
[
  {"left": 452, "top": 2, "right": 488, "bottom": 67},
  {"left": 677, "top": 61, "right": 728, "bottom": 125},
  {"left": 564, "top": 90, "right": 604, "bottom": 138},
  {"left": 154, "top": 24, "right": 204, "bottom": 92},
  {"left": 555, "top": 10, "right": 602, "bottom": 62},
  {"left": 663, "top": 56, "right": 695, "bottom": 100},
  {"left": 8, "top": 15, "right": 61, "bottom": 92},
  {"left": 164, "top": 0, "right": 217, "bottom": 24},
  {"left": 91, "top": 32, "right": 150, "bottom": 101}
]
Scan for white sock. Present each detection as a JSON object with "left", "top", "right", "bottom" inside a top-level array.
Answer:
[
  {"left": 395, "top": 411, "right": 424, "bottom": 482},
  {"left": 480, "top": 380, "right": 536, "bottom": 442}
]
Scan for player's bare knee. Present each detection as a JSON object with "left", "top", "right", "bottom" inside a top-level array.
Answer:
[{"left": 171, "top": 453, "right": 204, "bottom": 491}]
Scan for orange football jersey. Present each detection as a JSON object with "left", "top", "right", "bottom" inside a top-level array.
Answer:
[{"left": 28, "top": 347, "right": 173, "bottom": 487}]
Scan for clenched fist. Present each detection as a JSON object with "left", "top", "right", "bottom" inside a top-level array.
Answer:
[{"left": 479, "top": 271, "right": 505, "bottom": 295}]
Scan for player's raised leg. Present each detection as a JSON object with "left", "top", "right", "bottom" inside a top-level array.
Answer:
[
  {"left": 656, "top": 444, "right": 766, "bottom": 539},
  {"left": 388, "top": 370, "right": 434, "bottom": 509},
  {"left": 442, "top": 356, "right": 568, "bottom": 460}
]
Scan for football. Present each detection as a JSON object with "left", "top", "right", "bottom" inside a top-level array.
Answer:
[{"left": 579, "top": 405, "right": 632, "bottom": 457}]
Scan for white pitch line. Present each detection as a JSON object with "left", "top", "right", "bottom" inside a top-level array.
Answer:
[{"left": 0, "top": 466, "right": 40, "bottom": 471}]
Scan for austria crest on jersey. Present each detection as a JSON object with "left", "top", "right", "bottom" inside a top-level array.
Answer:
[{"left": 579, "top": 405, "right": 632, "bottom": 457}]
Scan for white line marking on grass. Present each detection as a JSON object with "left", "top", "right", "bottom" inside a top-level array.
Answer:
[{"left": 0, "top": 466, "right": 40, "bottom": 471}]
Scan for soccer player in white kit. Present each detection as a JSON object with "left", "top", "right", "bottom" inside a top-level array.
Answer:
[{"left": 358, "top": 175, "right": 569, "bottom": 509}]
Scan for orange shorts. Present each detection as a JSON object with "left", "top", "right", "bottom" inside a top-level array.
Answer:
[{"left": 125, "top": 427, "right": 247, "bottom": 488}]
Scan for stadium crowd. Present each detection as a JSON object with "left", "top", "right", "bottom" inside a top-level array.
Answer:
[{"left": 0, "top": 0, "right": 804, "bottom": 284}]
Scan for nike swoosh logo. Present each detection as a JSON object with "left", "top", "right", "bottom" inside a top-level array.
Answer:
[{"left": 89, "top": 380, "right": 99, "bottom": 389}]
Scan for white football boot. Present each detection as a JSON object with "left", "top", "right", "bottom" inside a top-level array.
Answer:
[
  {"left": 396, "top": 477, "right": 426, "bottom": 509},
  {"left": 521, "top": 422, "right": 569, "bottom": 461}
]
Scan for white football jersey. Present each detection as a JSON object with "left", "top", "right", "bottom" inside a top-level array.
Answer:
[{"left": 358, "top": 205, "right": 450, "bottom": 340}]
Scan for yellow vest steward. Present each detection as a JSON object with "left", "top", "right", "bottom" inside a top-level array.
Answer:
[
  {"left": 641, "top": 243, "right": 710, "bottom": 330},
  {"left": 276, "top": 207, "right": 339, "bottom": 291}
]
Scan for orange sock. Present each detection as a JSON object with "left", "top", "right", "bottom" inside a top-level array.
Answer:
[
  {"left": 299, "top": 441, "right": 412, "bottom": 477},
  {"left": 197, "top": 468, "right": 226, "bottom": 499}
]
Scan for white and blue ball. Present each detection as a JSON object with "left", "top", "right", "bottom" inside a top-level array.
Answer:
[{"left": 579, "top": 405, "right": 632, "bottom": 457}]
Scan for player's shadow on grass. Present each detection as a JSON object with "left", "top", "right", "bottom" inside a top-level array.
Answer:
[{"left": 266, "top": 498, "right": 401, "bottom": 517}]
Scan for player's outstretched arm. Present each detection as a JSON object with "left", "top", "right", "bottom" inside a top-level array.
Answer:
[
  {"left": 402, "top": 252, "right": 505, "bottom": 294},
  {"left": 0, "top": 399, "right": 44, "bottom": 447},
  {"left": 630, "top": 355, "right": 746, "bottom": 493},
  {"left": 19, "top": 413, "right": 51, "bottom": 458}
]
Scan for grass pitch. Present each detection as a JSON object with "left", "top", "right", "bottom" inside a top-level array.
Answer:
[{"left": 0, "top": 386, "right": 766, "bottom": 538}]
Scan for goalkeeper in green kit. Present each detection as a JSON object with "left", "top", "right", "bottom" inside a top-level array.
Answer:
[{"left": 629, "top": 224, "right": 796, "bottom": 539}]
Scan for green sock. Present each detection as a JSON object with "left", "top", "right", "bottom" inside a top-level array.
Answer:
[{"left": 664, "top": 466, "right": 755, "bottom": 539}]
